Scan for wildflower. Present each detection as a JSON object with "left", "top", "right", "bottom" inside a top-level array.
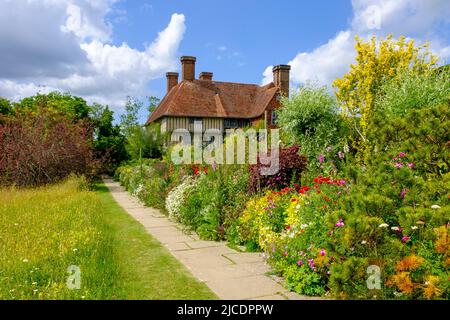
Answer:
[
  {"left": 320, "top": 249, "right": 326, "bottom": 256},
  {"left": 396, "top": 254, "right": 424, "bottom": 272},
  {"left": 283, "top": 251, "right": 288, "bottom": 257},
  {"left": 335, "top": 219, "right": 345, "bottom": 227},
  {"left": 318, "top": 154, "right": 325, "bottom": 163},
  {"left": 379, "top": 223, "right": 389, "bottom": 228},
  {"left": 32, "top": 282, "right": 37, "bottom": 285},
  {"left": 400, "top": 188, "right": 408, "bottom": 199},
  {"left": 339, "top": 179, "right": 346, "bottom": 185},
  {"left": 297, "top": 260, "right": 303, "bottom": 266},
  {"left": 407, "top": 163, "right": 414, "bottom": 168},
  {"left": 391, "top": 226, "right": 400, "bottom": 231},
  {"left": 22, "top": 259, "right": 29, "bottom": 263},
  {"left": 395, "top": 162, "right": 404, "bottom": 169},
  {"left": 326, "top": 146, "right": 333, "bottom": 153},
  {"left": 337, "top": 151, "right": 345, "bottom": 159},
  {"left": 327, "top": 270, "right": 331, "bottom": 275},
  {"left": 431, "top": 205, "right": 441, "bottom": 209},
  {"left": 212, "top": 161, "right": 217, "bottom": 171},
  {"left": 308, "top": 259, "right": 315, "bottom": 270},
  {"left": 361, "top": 240, "right": 367, "bottom": 245},
  {"left": 411, "top": 226, "right": 418, "bottom": 230},
  {"left": 399, "top": 152, "right": 406, "bottom": 157},
  {"left": 73, "top": 248, "right": 78, "bottom": 252},
  {"left": 402, "top": 236, "right": 410, "bottom": 243}
]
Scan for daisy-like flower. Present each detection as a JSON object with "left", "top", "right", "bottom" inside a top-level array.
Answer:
[
  {"left": 391, "top": 226, "right": 400, "bottom": 231},
  {"left": 411, "top": 226, "right": 418, "bottom": 230},
  {"left": 361, "top": 240, "right": 367, "bottom": 245},
  {"left": 379, "top": 223, "right": 389, "bottom": 228},
  {"left": 431, "top": 205, "right": 441, "bottom": 209}
]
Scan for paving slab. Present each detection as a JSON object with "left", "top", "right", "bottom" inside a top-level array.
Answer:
[{"left": 103, "top": 178, "right": 309, "bottom": 300}]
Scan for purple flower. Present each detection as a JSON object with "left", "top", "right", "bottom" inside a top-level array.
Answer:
[
  {"left": 283, "top": 251, "right": 288, "bottom": 257},
  {"left": 308, "top": 259, "right": 315, "bottom": 270},
  {"left": 337, "top": 151, "right": 345, "bottom": 159},
  {"left": 400, "top": 188, "right": 408, "bottom": 199},
  {"left": 408, "top": 163, "right": 414, "bottom": 168},
  {"left": 320, "top": 249, "right": 326, "bottom": 256},
  {"left": 318, "top": 154, "right": 325, "bottom": 163},
  {"left": 399, "top": 152, "right": 406, "bottom": 157},
  {"left": 335, "top": 219, "right": 345, "bottom": 227},
  {"left": 402, "top": 236, "right": 410, "bottom": 243},
  {"left": 297, "top": 260, "right": 303, "bottom": 266},
  {"left": 339, "top": 179, "right": 346, "bottom": 185},
  {"left": 395, "top": 162, "right": 404, "bottom": 169}
]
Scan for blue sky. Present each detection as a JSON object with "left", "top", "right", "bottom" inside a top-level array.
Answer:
[
  {"left": 0, "top": 0, "right": 449, "bottom": 120},
  {"left": 108, "top": 0, "right": 353, "bottom": 94}
]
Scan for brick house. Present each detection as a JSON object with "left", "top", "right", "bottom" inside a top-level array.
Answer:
[{"left": 146, "top": 56, "right": 290, "bottom": 135}]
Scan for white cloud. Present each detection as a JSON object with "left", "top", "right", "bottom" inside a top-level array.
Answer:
[
  {"left": 263, "top": 0, "right": 450, "bottom": 88},
  {"left": 0, "top": 0, "right": 186, "bottom": 111}
]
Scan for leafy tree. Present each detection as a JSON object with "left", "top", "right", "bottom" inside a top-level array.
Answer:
[
  {"left": 0, "top": 97, "right": 12, "bottom": 115},
  {"left": 276, "top": 84, "right": 347, "bottom": 162},
  {"left": 333, "top": 35, "right": 439, "bottom": 154},
  {"left": 91, "top": 104, "right": 128, "bottom": 173},
  {"left": 17, "top": 92, "right": 91, "bottom": 121}
]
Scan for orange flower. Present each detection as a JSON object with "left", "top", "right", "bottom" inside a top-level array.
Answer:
[
  {"left": 434, "top": 225, "right": 449, "bottom": 254},
  {"left": 395, "top": 254, "right": 424, "bottom": 272},
  {"left": 386, "top": 272, "right": 415, "bottom": 294},
  {"left": 423, "top": 276, "right": 442, "bottom": 300}
]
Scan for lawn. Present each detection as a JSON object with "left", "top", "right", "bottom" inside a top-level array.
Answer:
[{"left": 0, "top": 176, "right": 217, "bottom": 300}]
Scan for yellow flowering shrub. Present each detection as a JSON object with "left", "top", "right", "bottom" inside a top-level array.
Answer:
[{"left": 333, "top": 35, "right": 438, "bottom": 155}]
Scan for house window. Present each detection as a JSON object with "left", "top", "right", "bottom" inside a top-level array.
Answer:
[
  {"left": 224, "top": 118, "right": 238, "bottom": 129},
  {"left": 189, "top": 117, "right": 202, "bottom": 124},
  {"left": 271, "top": 110, "right": 277, "bottom": 125}
]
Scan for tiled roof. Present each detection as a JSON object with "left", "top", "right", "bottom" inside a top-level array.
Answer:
[{"left": 147, "top": 79, "right": 278, "bottom": 123}]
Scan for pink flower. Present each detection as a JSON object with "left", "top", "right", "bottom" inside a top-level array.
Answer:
[
  {"left": 339, "top": 179, "right": 346, "bottom": 185},
  {"left": 400, "top": 188, "right": 408, "bottom": 199},
  {"left": 318, "top": 154, "right": 325, "bottom": 163},
  {"left": 399, "top": 152, "right": 406, "bottom": 157},
  {"left": 297, "top": 260, "right": 303, "bottom": 266},
  {"left": 308, "top": 259, "right": 315, "bottom": 270},
  {"left": 335, "top": 219, "right": 345, "bottom": 227},
  {"left": 402, "top": 236, "right": 410, "bottom": 243},
  {"left": 395, "top": 162, "right": 404, "bottom": 169},
  {"left": 337, "top": 151, "right": 345, "bottom": 159},
  {"left": 408, "top": 163, "right": 414, "bottom": 168},
  {"left": 320, "top": 249, "right": 326, "bottom": 256},
  {"left": 283, "top": 251, "right": 288, "bottom": 257}
]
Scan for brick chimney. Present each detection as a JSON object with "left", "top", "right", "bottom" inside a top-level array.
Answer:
[
  {"left": 199, "top": 72, "right": 213, "bottom": 81},
  {"left": 166, "top": 72, "right": 179, "bottom": 92},
  {"left": 273, "top": 65, "right": 291, "bottom": 97},
  {"left": 181, "top": 56, "right": 196, "bottom": 81}
]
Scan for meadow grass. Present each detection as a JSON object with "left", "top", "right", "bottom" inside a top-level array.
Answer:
[{"left": 0, "top": 177, "right": 217, "bottom": 300}]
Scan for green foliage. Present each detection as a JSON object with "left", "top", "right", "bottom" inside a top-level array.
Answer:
[
  {"left": 16, "top": 92, "right": 91, "bottom": 121},
  {"left": 0, "top": 97, "right": 12, "bottom": 115},
  {"left": 276, "top": 85, "right": 347, "bottom": 163},
  {"left": 91, "top": 104, "right": 128, "bottom": 173}
]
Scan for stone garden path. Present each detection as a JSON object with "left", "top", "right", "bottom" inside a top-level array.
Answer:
[{"left": 103, "top": 178, "right": 315, "bottom": 300}]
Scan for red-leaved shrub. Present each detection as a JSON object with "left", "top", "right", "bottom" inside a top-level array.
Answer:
[
  {"left": 0, "top": 111, "right": 97, "bottom": 186},
  {"left": 249, "top": 145, "right": 308, "bottom": 193}
]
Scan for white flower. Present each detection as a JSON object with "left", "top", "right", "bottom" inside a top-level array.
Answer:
[
  {"left": 73, "top": 248, "right": 78, "bottom": 252},
  {"left": 361, "top": 240, "right": 367, "bottom": 245},
  {"left": 300, "top": 224, "right": 309, "bottom": 229},
  {"left": 431, "top": 205, "right": 441, "bottom": 209},
  {"left": 32, "top": 282, "right": 37, "bottom": 285},
  {"left": 379, "top": 223, "right": 389, "bottom": 228},
  {"left": 22, "top": 259, "right": 29, "bottom": 263},
  {"left": 411, "top": 226, "right": 418, "bottom": 230},
  {"left": 166, "top": 175, "right": 200, "bottom": 219},
  {"left": 295, "top": 204, "right": 301, "bottom": 210},
  {"left": 391, "top": 226, "right": 400, "bottom": 231}
]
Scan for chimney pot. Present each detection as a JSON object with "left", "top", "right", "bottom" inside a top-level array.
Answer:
[
  {"left": 166, "top": 72, "right": 179, "bottom": 93},
  {"left": 273, "top": 64, "right": 291, "bottom": 97},
  {"left": 181, "top": 56, "right": 196, "bottom": 81},
  {"left": 199, "top": 72, "right": 213, "bottom": 81}
]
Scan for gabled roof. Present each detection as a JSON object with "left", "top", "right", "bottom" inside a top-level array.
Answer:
[{"left": 146, "top": 79, "right": 279, "bottom": 124}]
